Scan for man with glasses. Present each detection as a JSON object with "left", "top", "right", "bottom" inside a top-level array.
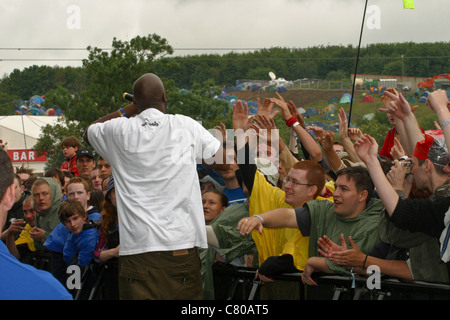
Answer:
[
  {"left": 239, "top": 165, "right": 384, "bottom": 286},
  {"left": 232, "top": 100, "right": 331, "bottom": 295}
]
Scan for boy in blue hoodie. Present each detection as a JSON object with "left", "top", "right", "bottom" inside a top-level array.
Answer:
[
  {"left": 45, "top": 177, "right": 101, "bottom": 285},
  {"left": 58, "top": 199, "right": 99, "bottom": 267}
]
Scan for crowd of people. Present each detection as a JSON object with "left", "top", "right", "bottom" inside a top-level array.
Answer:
[{"left": 0, "top": 72, "right": 449, "bottom": 300}]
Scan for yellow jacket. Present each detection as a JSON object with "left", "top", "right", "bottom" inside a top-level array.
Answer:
[{"left": 15, "top": 224, "right": 36, "bottom": 252}]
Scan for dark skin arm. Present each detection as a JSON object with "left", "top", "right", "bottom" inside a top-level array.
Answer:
[{"left": 83, "top": 102, "right": 139, "bottom": 145}]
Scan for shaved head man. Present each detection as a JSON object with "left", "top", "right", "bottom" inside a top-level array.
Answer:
[{"left": 84, "top": 73, "right": 229, "bottom": 300}]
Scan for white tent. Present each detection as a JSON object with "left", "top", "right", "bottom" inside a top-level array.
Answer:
[{"left": 0, "top": 115, "right": 63, "bottom": 173}]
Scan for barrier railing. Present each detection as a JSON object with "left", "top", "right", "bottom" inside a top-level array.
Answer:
[{"left": 212, "top": 262, "right": 450, "bottom": 300}]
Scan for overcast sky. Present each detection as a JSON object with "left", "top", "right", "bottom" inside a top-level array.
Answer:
[{"left": 1, "top": 0, "right": 449, "bottom": 77}]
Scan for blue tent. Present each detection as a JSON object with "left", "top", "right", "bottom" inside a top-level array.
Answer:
[
  {"left": 30, "top": 95, "right": 45, "bottom": 105},
  {"left": 304, "top": 107, "right": 319, "bottom": 118},
  {"left": 340, "top": 93, "right": 353, "bottom": 104},
  {"left": 328, "top": 96, "right": 339, "bottom": 104},
  {"left": 408, "top": 95, "right": 416, "bottom": 103},
  {"left": 28, "top": 107, "right": 44, "bottom": 115},
  {"left": 419, "top": 96, "right": 428, "bottom": 103}
]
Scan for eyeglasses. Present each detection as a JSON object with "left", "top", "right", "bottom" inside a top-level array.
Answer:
[{"left": 282, "top": 176, "right": 314, "bottom": 187}]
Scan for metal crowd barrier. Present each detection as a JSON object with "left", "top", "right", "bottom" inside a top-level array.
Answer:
[{"left": 212, "top": 262, "right": 450, "bottom": 300}]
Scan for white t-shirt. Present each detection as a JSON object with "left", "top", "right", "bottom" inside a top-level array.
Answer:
[{"left": 87, "top": 108, "right": 220, "bottom": 255}]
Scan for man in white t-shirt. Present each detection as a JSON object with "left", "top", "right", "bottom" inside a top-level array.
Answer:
[{"left": 84, "top": 73, "right": 228, "bottom": 300}]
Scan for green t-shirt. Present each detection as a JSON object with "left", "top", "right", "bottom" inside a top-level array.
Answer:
[{"left": 305, "top": 198, "right": 384, "bottom": 274}]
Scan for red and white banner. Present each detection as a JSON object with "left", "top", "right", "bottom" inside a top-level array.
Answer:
[{"left": 7, "top": 149, "right": 47, "bottom": 162}]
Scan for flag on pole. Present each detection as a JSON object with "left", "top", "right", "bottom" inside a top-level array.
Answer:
[{"left": 403, "top": 0, "right": 415, "bottom": 9}]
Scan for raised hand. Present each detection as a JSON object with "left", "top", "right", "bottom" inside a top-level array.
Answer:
[
  {"left": 389, "top": 137, "right": 406, "bottom": 160},
  {"left": 348, "top": 128, "right": 363, "bottom": 142},
  {"left": 338, "top": 107, "right": 349, "bottom": 140},
  {"left": 270, "top": 92, "right": 293, "bottom": 121},
  {"left": 316, "top": 130, "right": 335, "bottom": 151},
  {"left": 213, "top": 122, "right": 227, "bottom": 143},
  {"left": 287, "top": 100, "right": 305, "bottom": 128},
  {"left": 251, "top": 114, "right": 278, "bottom": 147},
  {"left": 233, "top": 100, "right": 254, "bottom": 131},
  {"left": 353, "top": 134, "right": 379, "bottom": 164},
  {"left": 257, "top": 98, "right": 279, "bottom": 119},
  {"left": 379, "top": 91, "right": 412, "bottom": 120},
  {"left": 427, "top": 89, "right": 450, "bottom": 115}
]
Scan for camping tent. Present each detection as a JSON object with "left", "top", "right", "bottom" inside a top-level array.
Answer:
[
  {"left": 304, "top": 107, "right": 319, "bottom": 118},
  {"left": 408, "top": 95, "right": 417, "bottom": 103},
  {"left": 322, "top": 111, "right": 338, "bottom": 121},
  {"left": 323, "top": 104, "right": 336, "bottom": 113},
  {"left": 362, "top": 94, "right": 374, "bottom": 102},
  {"left": 328, "top": 97, "right": 339, "bottom": 104},
  {"left": 340, "top": 93, "right": 353, "bottom": 104},
  {"left": 322, "top": 104, "right": 337, "bottom": 120},
  {"left": 298, "top": 107, "right": 306, "bottom": 115}
]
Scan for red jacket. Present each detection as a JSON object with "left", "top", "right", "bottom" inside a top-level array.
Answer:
[
  {"left": 60, "top": 155, "right": 79, "bottom": 176},
  {"left": 379, "top": 126, "right": 425, "bottom": 159}
]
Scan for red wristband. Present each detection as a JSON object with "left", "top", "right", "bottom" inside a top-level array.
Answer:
[{"left": 285, "top": 116, "right": 298, "bottom": 127}]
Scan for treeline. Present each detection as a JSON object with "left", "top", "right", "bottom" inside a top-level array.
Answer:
[
  {"left": 1, "top": 41, "right": 449, "bottom": 103},
  {"left": 162, "top": 42, "right": 450, "bottom": 88}
]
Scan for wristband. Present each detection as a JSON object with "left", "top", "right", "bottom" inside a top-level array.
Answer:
[
  {"left": 285, "top": 116, "right": 298, "bottom": 127},
  {"left": 362, "top": 254, "right": 368, "bottom": 269},
  {"left": 118, "top": 108, "right": 128, "bottom": 118},
  {"left": 254, "top": 215, "right": 264, "bottom": 224},
  {"left": 291, "top": 121, "right": 300, "bottom": 128},
  {"left": 441, "top": 119, "right": 450, "bottom": 129}
]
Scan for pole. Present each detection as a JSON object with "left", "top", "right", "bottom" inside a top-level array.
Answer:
[{"left": 348, "top": 0, "right": 369, "bottom": 126}]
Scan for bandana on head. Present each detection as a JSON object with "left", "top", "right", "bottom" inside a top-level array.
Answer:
[
  {"left": 413, "top": 133, "right": 450, "bottom": 167},
  {"left": 413, "top": 134, "right": 434, "bottom": 160}
]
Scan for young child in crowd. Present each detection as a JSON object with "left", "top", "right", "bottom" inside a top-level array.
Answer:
[
  {"left": 58, "top": 199, "right": 99, "bottom": 268},
  {"left": 60, "top": 136, "right": 81, "bottom": 176}
]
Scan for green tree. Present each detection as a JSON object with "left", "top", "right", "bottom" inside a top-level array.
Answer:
[
  {"left": 0, "top": 65, "right": 57, "bottom": 100},
  {"left": 33, "top": 117, "right": 84, "bottom": 171},
  {"left": 166, "top": 79, "right": 231, "bottom": 130},
  {"left": 72, "top": 34, "right": 176, "bottom": 126},
  {"left": 0, "top": 92, "right": 20, "bottom": 115}
]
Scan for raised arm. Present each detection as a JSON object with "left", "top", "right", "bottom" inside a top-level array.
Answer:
[
  {"left": 380, "top": 91, "right": 424, "bottom": 155},
  {"left": 338, "top": 107, "right": 361, "bottom": 163},
  {"left": 83, "top": 102, "right": 139, "bottom": 145},
  {"left": 316, "top": 130, "right": 343, "bottom": 171},
  {"left": 270, "top": 93, "right": 322, "bottom": 162},
  {"left": 427, "top": 89, "right": 450, "bottom": 152},
  {"left": 354, "top": 134, "right": 399, "bottom": 215}
]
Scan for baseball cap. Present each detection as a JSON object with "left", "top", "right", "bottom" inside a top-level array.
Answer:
[
  {"left": 77, "top": 148, "right": 95, "bottom": 159},
  {"left": 105, "top": 175, "right": 115, "bottom": 198}
]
